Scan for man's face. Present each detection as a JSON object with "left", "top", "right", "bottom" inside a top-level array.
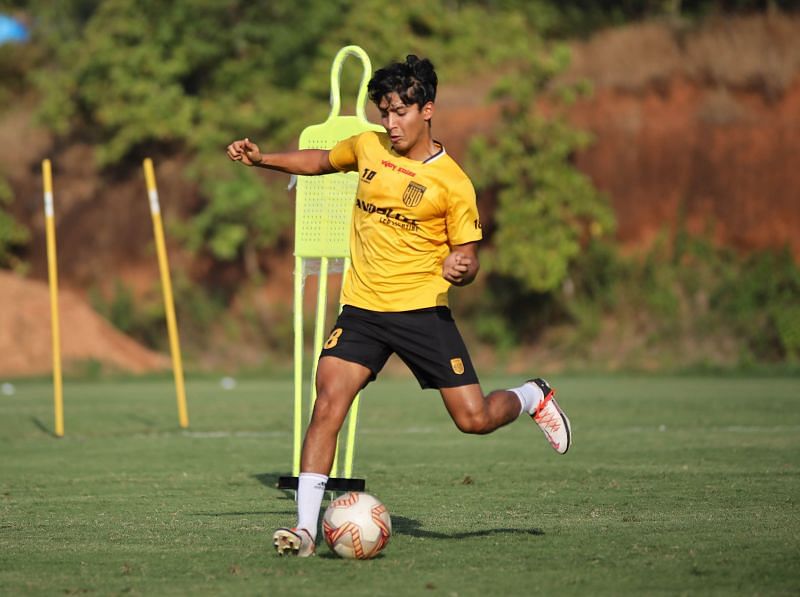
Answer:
[{"left": 377, "top": 92, "right": 433, "bottom": 155}]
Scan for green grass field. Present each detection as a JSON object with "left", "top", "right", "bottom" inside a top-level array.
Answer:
[{"left": 1, "top": 374, "right": 798, "bottom": 596}]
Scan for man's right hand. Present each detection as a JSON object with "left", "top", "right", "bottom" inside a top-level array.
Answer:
[
  {"left": 226, "top": 138, "right": 262, "bottom": 166},
  {"left": 225, "top": 143, "right": 335, "bottom": 176}
]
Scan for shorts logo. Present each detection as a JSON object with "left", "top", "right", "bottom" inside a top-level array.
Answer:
[
  {"left": 450, "top": 358, "right": 465, "bottom": 375},
  {"left": 402, "top": 181, "right": 426, "bottom": 208}
]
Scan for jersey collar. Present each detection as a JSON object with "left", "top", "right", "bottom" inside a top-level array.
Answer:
[
  {"left": 422, "top": 141, "right": 446, "bottom": 164},
  {"left": 386, "top": 135, "right": 447, "bottom": 164}
]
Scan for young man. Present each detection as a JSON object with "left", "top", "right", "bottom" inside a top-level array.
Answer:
[{"left": 226, "top": 55, "right": 571, "bottom": 557}]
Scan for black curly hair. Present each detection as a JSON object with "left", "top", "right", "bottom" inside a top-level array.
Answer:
[{"left": 367, "top": 55, "right": 438, "bottom": 109}]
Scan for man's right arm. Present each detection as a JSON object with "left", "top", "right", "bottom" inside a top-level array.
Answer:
[
  {"left": 256, "top": 149, "right": 337, "bottom": 175},
  {"left": 226, "top": 138, "right": 337, "bottom": 175}
]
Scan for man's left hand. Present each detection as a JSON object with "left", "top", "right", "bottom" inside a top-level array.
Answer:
[{"left": 443, "top": 252, "right": 472, "bottom": 286}]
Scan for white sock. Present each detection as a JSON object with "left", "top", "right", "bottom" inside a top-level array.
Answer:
[
  {"left": 510, "top": 382, "right": 544, "bottom": 416},
  {"left": 296, "top": 472, "right": 328, "bottom": 540}
]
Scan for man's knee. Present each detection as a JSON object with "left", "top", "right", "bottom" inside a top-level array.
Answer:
[
  {"left": 309, "top": 389, "right": 345, "bottom": 425},
  {"left": 453, "top": 411, "right": 492, "bottom": 435}
]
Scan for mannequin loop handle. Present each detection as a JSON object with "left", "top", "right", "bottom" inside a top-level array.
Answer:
[{"left": 329, "top": 45, "right": 373, "bottom": 121}]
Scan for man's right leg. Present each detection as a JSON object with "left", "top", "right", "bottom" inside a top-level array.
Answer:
[{"left": 274, "top": 356, "right": 372, "bottom": 557}]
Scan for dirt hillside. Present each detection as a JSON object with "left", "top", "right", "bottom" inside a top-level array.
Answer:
[
  {"left": 0, "top": 271, "right": 167, "bottom": 376},
  {"left": 565, "top": 15, "right": 800, "bottom": 256}
]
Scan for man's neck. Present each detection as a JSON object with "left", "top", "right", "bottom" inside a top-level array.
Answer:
[{"left": 400, "top": 134, "right": 437, "bottom": 162}]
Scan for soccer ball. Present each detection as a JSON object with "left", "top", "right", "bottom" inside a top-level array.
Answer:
[{"left": 322, "top": 492, "right": 392, "bottom": 559}]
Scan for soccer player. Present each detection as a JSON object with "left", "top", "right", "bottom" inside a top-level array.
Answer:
[{"left": 226, "top": 55, "right": 571, "bottom": 557}]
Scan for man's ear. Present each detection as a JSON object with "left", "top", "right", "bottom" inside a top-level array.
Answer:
[{"left": 422, "top": 101, "right": 435, "bottom": 122}]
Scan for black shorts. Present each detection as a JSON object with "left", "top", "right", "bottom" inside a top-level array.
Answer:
[{"left": 320, "top": 305, "right": 479, "bottom": 390}]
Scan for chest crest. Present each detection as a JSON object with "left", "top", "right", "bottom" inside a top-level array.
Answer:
[{"left": 402, "top": 181, "right": 427, "bottom": 208}]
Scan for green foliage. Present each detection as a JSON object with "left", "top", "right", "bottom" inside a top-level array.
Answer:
[
  {"left": 460, "top": 31, "right": 618, "bottom": 356},
  {"left": 0, "top": 175, "right": 29, "bottom": 269},
  {"left": 32, "top": 0, "right": 347, "bottom": 263},
  {"left": 711, "top": 248, "right": 800, "bottom": 360},
  {"left": 90, "top": 279, "right": 166, "bottom": 349},
  {"left": 90, "top": 274, "right": 228, "bottom": 356},
  {"left": 461, "top": 227, "right": 800, "bottom": 367},
  {"left": 635, "top": 233, "right": 683, "bottom": 318},
  {"left": 0, "top": 39, "right": 40, "bottom": 109},
  {"left": 28, "top": 0, "right": 598, "bottom": 270},
  {"left": 605, "top": 235, "right": 800, "bottom": 365},
  {"left": 174, "top": 170, "right": 291, "bottom": 268},
  {"left": 304, "top": 0, "right": 538, "bottom": 95},
  {"left": 469, "top": 43, "right": 615, "bottom": 294},
  {"left": 11, "top": 0, "right": 797, "bottom": 368},
  {"left": 0, "top": 29, "right": 36, "bottom": 271},
  {"left": 773, "top": 303, "right": 800, "bottom": 360}
]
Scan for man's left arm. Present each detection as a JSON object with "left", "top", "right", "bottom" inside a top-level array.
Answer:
[{"left": 443, "top": 242, "right": 480, "bottom": 286}]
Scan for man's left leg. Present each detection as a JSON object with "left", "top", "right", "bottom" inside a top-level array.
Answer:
[
  {"left": 439, "top": 384, "right": 519, "bottom": 434},
  {"left": 440, "top": 380, "right": 572, "bottom": 453},
  {"left": 389, "top": 306, "right": 572, "bottom": 453}
]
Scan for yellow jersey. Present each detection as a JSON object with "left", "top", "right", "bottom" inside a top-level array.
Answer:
[{"left": 328, "top": 131, "right": 482, "bottom": 312}]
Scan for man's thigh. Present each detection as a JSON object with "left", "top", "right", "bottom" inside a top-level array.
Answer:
[
  {"left": 319, "top": 307, "right": 394, "bottom": 386},
  {"left": 312, "top": 356, "right": 372, "bottom": 423},
  {"left": 388, "top": 307, "right": 479, "bottom": 389}
]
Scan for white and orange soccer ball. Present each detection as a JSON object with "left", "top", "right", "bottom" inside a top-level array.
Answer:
[{"left": 322, "top": 492, "right": 392, "bottom": 559}]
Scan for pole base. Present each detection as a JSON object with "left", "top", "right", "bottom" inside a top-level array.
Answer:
[{"left": 277, "top": 476, "right": 366, "bottom": 492}]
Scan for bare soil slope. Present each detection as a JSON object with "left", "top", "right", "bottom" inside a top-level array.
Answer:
[
  {"left": 565, "top": 15, "right": 800, "bottom": 256},
  {"left": 0, "top": 271, "right": 167, "bottom": 376}
]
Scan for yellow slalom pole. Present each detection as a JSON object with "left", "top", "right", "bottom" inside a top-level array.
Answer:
[
  {"left": 308, "top": 257, "right": 330, "bottom": 417},
  {"left": 343, "top": 393, "right": 360, "bottom": 478},
  {"left": 42, "top": 160, "right": 64, "bottom": 438},
  {"left": 340, "top": 257, "right": 360, "bottom": 478},
  {"left": 306, "top": 258, "right": 335, "bottom": 474},
  {"left": 143, "top": 158, "right": 189, "bottom": 429},
  {"left": 292, "top": 256, "right": 304, "bottom": 477},
  {"left": 311, "top": 259, "right": 339, "bottom": 475}
]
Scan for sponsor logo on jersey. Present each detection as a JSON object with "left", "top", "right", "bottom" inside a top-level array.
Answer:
[
  {"left": 402, "top": 182, "right": 427, "bottom": 208},
  {"left": 355, "top": 198, "right": 419, "bottom": 231},
  {"left": 381, "top": 160, "right": 417, "bottom": 177},
  {"left": 450, "top": 358, "right": 465, "bottom": 375}
]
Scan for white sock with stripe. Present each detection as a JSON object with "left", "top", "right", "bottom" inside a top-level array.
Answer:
[
  {"left": 510, "top": 383, "right": 545, "bottom": 416},
  {"left": 296, "top": 472, "right": 328, "bottom": 540}
]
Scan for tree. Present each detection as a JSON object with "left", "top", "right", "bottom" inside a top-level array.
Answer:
[
  {"left": 469, "top": 42, "right": 615, "bottom": 294},
  {"left": 32, "top": 0, "right": 348, "bottom": 267}
]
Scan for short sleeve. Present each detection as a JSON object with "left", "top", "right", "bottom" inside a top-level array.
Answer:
[
  {"left": 446, "top": 177, "right": 483, "bottom": 245},
  {"left": 328, "top": 134, "right": 360, "bottom": 173}
]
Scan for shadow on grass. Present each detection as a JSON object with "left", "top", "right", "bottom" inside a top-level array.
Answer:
[
  {"left": 392, "top": 515, "right": 544, "bottom": 539},
  {"left": 193, "top": 510, "right": 295, "bottom": 517},
  {"left": 127, "top": 413, "right": 157, "bottom": 427},
  {"left": 31, "top": 417, "right": 54, "bottom": 437},
  {"left": 252, "top": 472, "right": 298, "bottom": 500},
  {"left": 252, "top": 472, "right": 284, "bottom": 488},
  {"left": 250, "top": 474, "right": 545, "bottom": 539}
]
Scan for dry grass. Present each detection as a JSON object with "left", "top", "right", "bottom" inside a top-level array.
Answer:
[{"left": 563, "top": 14, "right": 800, "bottom": 97}]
